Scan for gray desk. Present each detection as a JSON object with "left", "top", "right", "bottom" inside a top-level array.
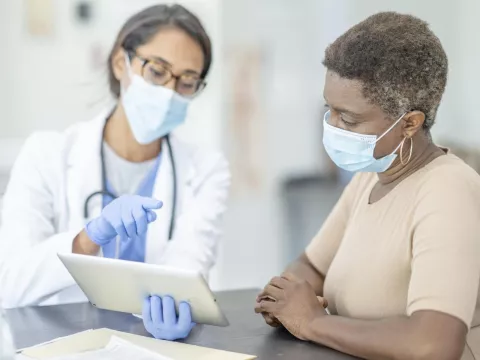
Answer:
[{"left": 7, "top": 289, "right": 357, "bottom": 359}]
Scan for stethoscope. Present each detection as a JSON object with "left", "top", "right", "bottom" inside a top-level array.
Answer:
[{"left": 83, "top": 127, "right": 177, "bottom": 241}]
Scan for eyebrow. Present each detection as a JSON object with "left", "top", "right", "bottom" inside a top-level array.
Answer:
[
  {"left": 324, "top": 97, "right": 362, "bottom": 117},
  {"left": 148, "top": 55, "right": 201, "bottom": 76}
]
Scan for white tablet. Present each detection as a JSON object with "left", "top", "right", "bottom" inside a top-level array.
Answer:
[{"left": 57, "top": 253, "right": 229, "bottom": 327}]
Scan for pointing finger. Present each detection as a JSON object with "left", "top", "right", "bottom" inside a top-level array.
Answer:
[{"left": 142, "top": 198, "right": 163, "bottom": 210}]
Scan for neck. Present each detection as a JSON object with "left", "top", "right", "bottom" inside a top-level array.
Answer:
[
  {"left": 377, "top": 131, "right": 442, "bottom": 185},
  {"left": 104, "top": 104, "right": 161, "bottom": 162}
]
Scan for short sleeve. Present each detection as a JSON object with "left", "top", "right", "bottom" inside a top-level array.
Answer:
[
  {"left": 305, "top": 174, "right": 366, "bottom": 276},
  {"left": 407, "top": 167, "right": 480, "bottom": 327}
]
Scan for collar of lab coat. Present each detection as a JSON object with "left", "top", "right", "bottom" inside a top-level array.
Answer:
[{"left": 65, "top": 107, "right": 196, "bottom": 259}]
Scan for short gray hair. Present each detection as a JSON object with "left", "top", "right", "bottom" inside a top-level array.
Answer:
[{"left": 323, "top": 12, "right": 448, "bottom": 130}]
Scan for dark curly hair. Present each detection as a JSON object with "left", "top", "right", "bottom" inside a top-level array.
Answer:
[{"left": 323, "top": 12, "right": 448, "bottom": 130}]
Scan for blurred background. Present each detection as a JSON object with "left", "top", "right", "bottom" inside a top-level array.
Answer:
[{"left": 0, "top": 0, "right": 479, "bottom": 291}]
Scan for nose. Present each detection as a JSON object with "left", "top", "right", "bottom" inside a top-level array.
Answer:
[{"left": 163, "top": 78, "right": 177, "bottom": 91}]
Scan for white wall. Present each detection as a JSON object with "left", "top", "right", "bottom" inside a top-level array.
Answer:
[
  {"left": 0, "top": 0, "right": 8, "bottom": 111},
  {"left": 452, "top": 0, "right": 480, "bottom": 147},
  {"left": 213, "top": 0, "right": 328, "bottom": 290}
]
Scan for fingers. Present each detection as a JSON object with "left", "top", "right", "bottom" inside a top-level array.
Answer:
[
  {"left": 262, "top": 284, "right": 283, "bottom": 301},
  {"left": 142, "top": 295, "right": 195, "bottom": 341},
  {"left": 317, "top": 296, "right": 328, "bottom": 308},
  {"left": 177, "top": 302, "right": 193, "bottom": 329},
  {"left": 132, "top": 206, "right": 148, "bottom": 236},
  {"left": 257, "top": 299, "right": 276, "bottom": 313},
  {"left": 146, "top": 210, "right": 157, "bottom": 224},
  {"left": 142, "top": 198, "right": 163, "bottom": 210},
  {"left": 162, "top": 296, "right": 176, "bottom": 327},
  {"left": 142, "top": 297, "right": 152, "bottom": 324},
  {"left": 269, "top": 276, "right": 289, "bottom": 289},
  {"left": 257, "top": 276, "right": 289, "bottom": 300},
  {"left": 263, "top": 313, "right": 281, "bottom": 328},
  {"left": 151, "top": 295, "right": 163, "bottom": 324},
  {"left": 109, "top": 218, "right": 128, "bottom": 241},
  {"left": 122, "top": 204, "right": 137, "bottom": 239},
  {"left": 255, "top": 299, "right": 281, "bottom": 328}
]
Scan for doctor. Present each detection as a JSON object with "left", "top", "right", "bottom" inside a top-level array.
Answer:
[{"left": 0, "top": 4, "right": 230, "bottom": 340}]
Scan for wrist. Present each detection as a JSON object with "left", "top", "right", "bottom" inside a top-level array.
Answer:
[
  {"left": 302, "top": 310, "right": 329, "bottom": 341},
  {"left": 73, "top": 229, "right": 100, "bottom": 255}
]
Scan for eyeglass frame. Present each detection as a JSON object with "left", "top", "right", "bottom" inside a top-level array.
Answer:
[{"left": 125, "top": 49, "right": 207, "bottom": 98}]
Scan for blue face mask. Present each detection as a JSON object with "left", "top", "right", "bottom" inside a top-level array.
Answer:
[
  {"left": 322, "top": 110, "right": 406, "bottom": 173},
  {"left": 121, "top": 53, "right": 190, "bottom": 145}
]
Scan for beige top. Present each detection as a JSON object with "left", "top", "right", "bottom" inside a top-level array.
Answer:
[{"left": 306, "top": 154, "right": 480, "bottom": 359}]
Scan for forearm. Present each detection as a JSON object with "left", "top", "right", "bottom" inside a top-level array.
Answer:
[
  {"left": 305, "top": 313, "right": 465, "bottom": 360},
  {"left": 284, "top": 253, "right": 325, "bottom": 295},
  {"left": 73, "top": 230, "right": 100, "bottom": 255}
]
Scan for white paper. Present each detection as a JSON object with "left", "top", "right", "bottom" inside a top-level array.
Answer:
[{"left": 48, "top": 336, "right": 173, "bottom": 360}]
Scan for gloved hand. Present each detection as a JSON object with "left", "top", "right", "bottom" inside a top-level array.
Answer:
[
  {"left": 85, "top": 195, "right": 163, "bottom": 246},
  {"left": 143, "top": 295, "right": 195, "bottom": 341}
]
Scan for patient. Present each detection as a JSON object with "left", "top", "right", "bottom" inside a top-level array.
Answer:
[{"left": 255, "top": 12, "right": 480, "bottom": 360}]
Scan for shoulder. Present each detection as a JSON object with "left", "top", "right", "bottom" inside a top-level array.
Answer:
[
  {"left": 18, "top": 122, "right": 83, "bottom": 162},
  {"left": 412, "top": 154, "right": 480, "bottom": 225},
  {"left": 18, "top": 131, "right": 65, "bottom": 164},
  {"left": 15, "top": 113, "right": 104, "bottom": 171},
  {"left": 415, "top": 154, "right": 480, "bottom": 201}
]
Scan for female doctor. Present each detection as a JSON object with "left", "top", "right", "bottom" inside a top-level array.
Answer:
[{"left": 0, "top": 4, "right": 230, "bottom": 340}]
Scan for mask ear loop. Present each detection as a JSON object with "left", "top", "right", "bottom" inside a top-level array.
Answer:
[
  {"left": 400, "top": 137, "right": 414, "bottom": 165},
  {"left": 374, "top": 112, "right": 407, "bottom": 144}
]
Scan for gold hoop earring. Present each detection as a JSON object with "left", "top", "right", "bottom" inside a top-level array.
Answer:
[{"left": 400, "top": 137, "right": 413, "bottom": 166}]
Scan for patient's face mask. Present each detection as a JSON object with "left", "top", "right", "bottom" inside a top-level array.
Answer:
[
  {"left": 121, "top": 53, "right": 190, "bottom": 145},
  {"left": 322, "top": 110, "right": 406, "bottom": 173}
]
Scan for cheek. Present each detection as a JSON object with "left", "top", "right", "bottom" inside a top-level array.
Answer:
[{"left": 373, "top": 131, "right": 404, "bottom": 159}]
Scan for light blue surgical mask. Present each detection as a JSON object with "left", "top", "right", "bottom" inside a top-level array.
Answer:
[
  {"left": 121, "top": 53, "right": 190, "bottom": 145},
  {"left": 322, "top": 110, "right": 406, "bottom": 173}
]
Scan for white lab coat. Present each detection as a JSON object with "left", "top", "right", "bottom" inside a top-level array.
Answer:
[{"left": 0, "top": 109, "right": 230, "bottom": 309}]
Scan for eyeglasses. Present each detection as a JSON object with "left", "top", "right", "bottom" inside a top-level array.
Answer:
[{"left": 129, "top": 52, "right": 206, "bottom": 97}]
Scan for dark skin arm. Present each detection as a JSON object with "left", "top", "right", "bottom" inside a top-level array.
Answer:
[
  {"left": 72, "top": 230, "right": 100, "bottom": 255},
  {"left": 255, "top": 273, "right": 467, "bottom": 360},
  {"left": 283, "top": 253, "right": 326, "bottom": 294},
  {"left": 257, "top": 253, "right": 326, "bottom": 327}
]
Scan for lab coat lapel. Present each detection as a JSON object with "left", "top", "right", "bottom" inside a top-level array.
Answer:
[
  {"left": 66, "top": 111, "right": 109, "bottom": 230},
  {"left": 145, "top": 136, "right": 195, "bottom": 264}
]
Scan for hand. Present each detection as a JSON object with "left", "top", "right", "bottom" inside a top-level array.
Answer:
[
  {"left": 255, "top": 295, "right": 282, "bottom": 328},
  {"left": 255, "top": 273, "right": 328, "bottom": 340},
  {"left": 256, "top": 293, "right": 328, "bottom": 329},
  {"left": 85, "top": 195, "right": 163, "bottom": 246},
  {"left": 143, "top": 295, "right": 196, "bottom": 341}
]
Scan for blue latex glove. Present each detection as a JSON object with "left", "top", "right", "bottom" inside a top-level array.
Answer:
[
  {"left": 85, "top": 195, "right": 163, "bottom": 246},
  {"left": 143, "top": 295, "right": 195, "bottom": 341}
]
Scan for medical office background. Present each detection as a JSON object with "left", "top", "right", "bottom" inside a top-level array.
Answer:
[{"left": 0, "top": 0, "right": 479, "bottom": 292}]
